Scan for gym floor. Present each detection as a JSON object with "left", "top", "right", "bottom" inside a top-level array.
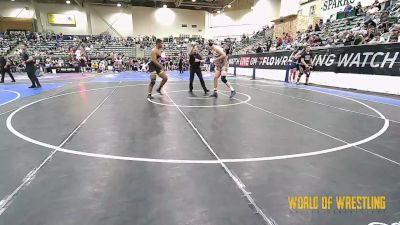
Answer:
[{"left": 0, "top": 71, "right": 399, "bottom": 225}]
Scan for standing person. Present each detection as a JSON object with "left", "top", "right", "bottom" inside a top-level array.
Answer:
[
  {"left": 147, "top": 39, "right": 168, "bottom": 99},
  {"left": 79, "top": 56, "right": 86, "bottom": 76},
  {"left": 21, "top": 44, "right": 41, "bottom": 88},
  {"left": 287, "top": 49, "right": 301, "bottom": 83},
  {"left": 178, "top": 57, "right": 183, "bottom": 74},
  {"left": 0, "top": 56, "right": 16, "bottom": 83},
  {"left": 188, "top": 45, "right": 209, "bottom": 95},
  {"left": 296, "top": 45, "right": 313, "bottom": 85},
  {"left": 208, "top": 41, "right": 236, "bottom": 98}
]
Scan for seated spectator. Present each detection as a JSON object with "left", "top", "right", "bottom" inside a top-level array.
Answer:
[
  {"left": 387, "top": 25, "right": 400, "bottom": 42},
  {"left": 364, "top": 12, "right": 377, "bottom": 27},
  {"left": 368, "top": 32, "right": 386, "bottom": 43},
  {"left": 353, "top": 34, "right": 364, "bottom": 45},
  {"left": 367, "top": 26, "right": 375, "bottom": 39},
  {"left": 367, "top": 5, "right": 379, "bottom": 14},
  {"left": 314, "top": 23, "right": 321, "bottom": 31},
  {"left": 355, "top": 2, "right": 363, "bottom": 15},
  {"left": 255, "top": 45, "right": 263, "bottom": 53},
  {"left": 378, "top": 11, "right": 389, "bottom": 29},
  {"left": 344, "top": 4, "right": 353, "bottom": 17},
  {"left": 372, "top": 0, "right": 381, "bottom": 11},
  {"left": 344, "top": 32, "right": 355, "bottom": 45},
  {"left": 265, "top": 37, "right": 272, "bottom": 52}
]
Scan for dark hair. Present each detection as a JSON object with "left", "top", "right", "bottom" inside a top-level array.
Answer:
[
  {"left": 208, "top": 40, "right": 214, "bottom": 47},
  {"left": 156, "top": 39, "right": 162, "bottom": 44}
]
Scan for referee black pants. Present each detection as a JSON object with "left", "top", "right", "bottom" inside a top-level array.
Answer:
[
  {"left": 27, "top": 69, "right": 41, "bottom": 87},
  {"left": 189, "top": 68, "right": 207, "bottom": 92},
  {"left": 1, "top": 69, "right": 15, "bottom": 82}
]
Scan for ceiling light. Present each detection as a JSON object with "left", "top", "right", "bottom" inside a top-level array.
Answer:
[
  {"left": 227, "top": 4, "right": 232, "bottom": 8},
  {"left": 251, "top": 6, "right": 255, "bottom": 10},
  {"left": 66, "top": 0, "right": 70, "bottom": 4},
  {"left": 11, "top": 0, "right": 15, "bottom": 2},
  {"left": 117, "top": 3, "right": 121, "bottom": 7},
  {"left": 163, "top": 4, "right": 167, "bottom": 8},
  {"left": 192, "top": 0, "right": 196, "bottom": 2},
  {"left": 217, "top": 10, "right": 221, "bottom": 14}
]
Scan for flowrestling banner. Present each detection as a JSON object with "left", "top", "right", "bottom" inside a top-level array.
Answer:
[{"left": 228, "top": 43, "right": 400, "bottom": 76}]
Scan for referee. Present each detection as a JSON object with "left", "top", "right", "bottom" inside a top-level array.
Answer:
[
  {"left": 188, "top": 45, "right": 209, "bottom": 94},
  {"left": 0, "top": 55, "right": 15, "bottom": 83},
  {"left": 21, "top": 44, "right": 41, "bottom": 88}
]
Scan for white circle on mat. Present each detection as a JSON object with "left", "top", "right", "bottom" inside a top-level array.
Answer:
[
  {"left": 147, "top": 89, "right": 252, "bottom": 108},
  {"left": 6, "top": 82, "right": 389, "bottom": 164}
]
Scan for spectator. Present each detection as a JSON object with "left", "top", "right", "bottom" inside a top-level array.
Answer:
[
  {"left": 355, "top": 2, "right": 363, "bottom": 15},
  {"left": 387, "top": 25, "right": 400, "bottom": 42},
  {"left": 366, "top": 26, "right": 375, "bottom": 41},
  {"left": 314, "top": 24, "right": 321, "bottom": 32},
  {"left": 266, "top": 37, "right": 272, "bottom": 52},
  {"left": 373, "top": 0, "right": 381, "bottom": 11},
  {"left": 364, "top": 12, "right": 377, "bottom": 27},
  {"left": 344, "top": 4, "right": 353, "bottom": 17},
  {"left": 353, "top": 34, "right": 364, "bottom": 45},
  {"left": 344, "top": 32, "right": 355, "bottom": 45},
  {"left": 255, "top": 45, "right": 263, "bottom": 53},
  {"left": 369, "top": 32, "right": 386, "bottom": 43}
]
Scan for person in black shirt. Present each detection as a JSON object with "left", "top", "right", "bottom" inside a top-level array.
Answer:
[
  {"left": 296, "top": 45, "right": 313, "bottom": 85},
  {"left": 178, "top": 58, "right": 183, "bottom": 74},
  {"left": 266, "top": 38, "right": 272, "bottom": 52},
  {"left": 0, "top": 56, "right": 15, "bottom": 83},
  {"left": 21, "top": 43, "right": 41, "bottom": 88},
  {"left": 255, "top": 45, "right": 263, "bottom": 53},
  {"left": 188, "top": 45, "right": 209, "bottom": 95}
]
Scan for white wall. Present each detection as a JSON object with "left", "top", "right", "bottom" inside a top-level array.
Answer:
[
  {"left": 279, "top": 0, "right": 300, "bottom": 17},
  {"left": 89, "top": 5, "right": 133, "bottom": 37},
  {"left": 131, "top": 6, "right": 205, "bottom": 37},
  {"left": 205, "top": 0, "right": 280, "bottom": 39},
  {"left": 0, "top": 2, "right": 205, "bottom": 37},
  {"left": 0, "top": 1, "right": 34, "bottom": 18},
  {"left": 229, "top": 67, "right": 400, "bottom": 95},
  {"left": 37, "top": 3, "right": 88, "bottom": 35}
]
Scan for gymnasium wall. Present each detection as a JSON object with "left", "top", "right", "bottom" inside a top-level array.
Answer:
[
  {"left": 131, "top": 6, "right": 205, "bottom": 37},
  {"left": 36, "top": 3, "right": 88, "bottom": 35},
  {"left": 0, "top": 2, "right": 205, "bottom": 37},
  {"left": 0, "top": 1, "right": 34, "bottom": 18},
  {"left": 204, "top": 0, "right": 281, "bottom": 40},
  {"left": 89, "top": 5, "right": 133, "bottom": 37},
  {"left": 279, "top": 0, "right": 300, "bottom": 17}
]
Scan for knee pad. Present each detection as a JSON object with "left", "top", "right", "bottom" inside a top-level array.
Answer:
[
  {"left": 150, "top": 79, "right": 156, "bottom": 86},
  {"left": 221, "top": 76, "right": 227, "bottom": 84}
]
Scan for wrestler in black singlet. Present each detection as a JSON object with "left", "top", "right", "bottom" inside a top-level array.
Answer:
[{"left": 149, "top": 53, "right": 161, "bottom": 74}]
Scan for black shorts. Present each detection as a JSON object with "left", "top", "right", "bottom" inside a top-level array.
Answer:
[{"left": 289, "top": 62, "right": 297, "bottom": 69}]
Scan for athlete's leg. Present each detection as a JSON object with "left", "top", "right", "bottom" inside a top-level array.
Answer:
[
  {"left": 220, "top": 70, "right": 236, "bottom": 98},
  {"left": 210, "top": 69, "right": 221, "bottom": 97},
  {"left": 148, "top": 72, "right": 157, "bottom": 99},
  {"left": 157, "top": 71, "right": 168, "bottom": 94},
  {"left": 305, "top": 69, "right": 311, "bottom": 85},
  {"left": 296, "top": 66, "right": 304, "bottom": 84}
]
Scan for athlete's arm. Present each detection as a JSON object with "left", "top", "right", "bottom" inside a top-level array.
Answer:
[{"left": 151, "top": 49, "right": 164, "bottom": 70}]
